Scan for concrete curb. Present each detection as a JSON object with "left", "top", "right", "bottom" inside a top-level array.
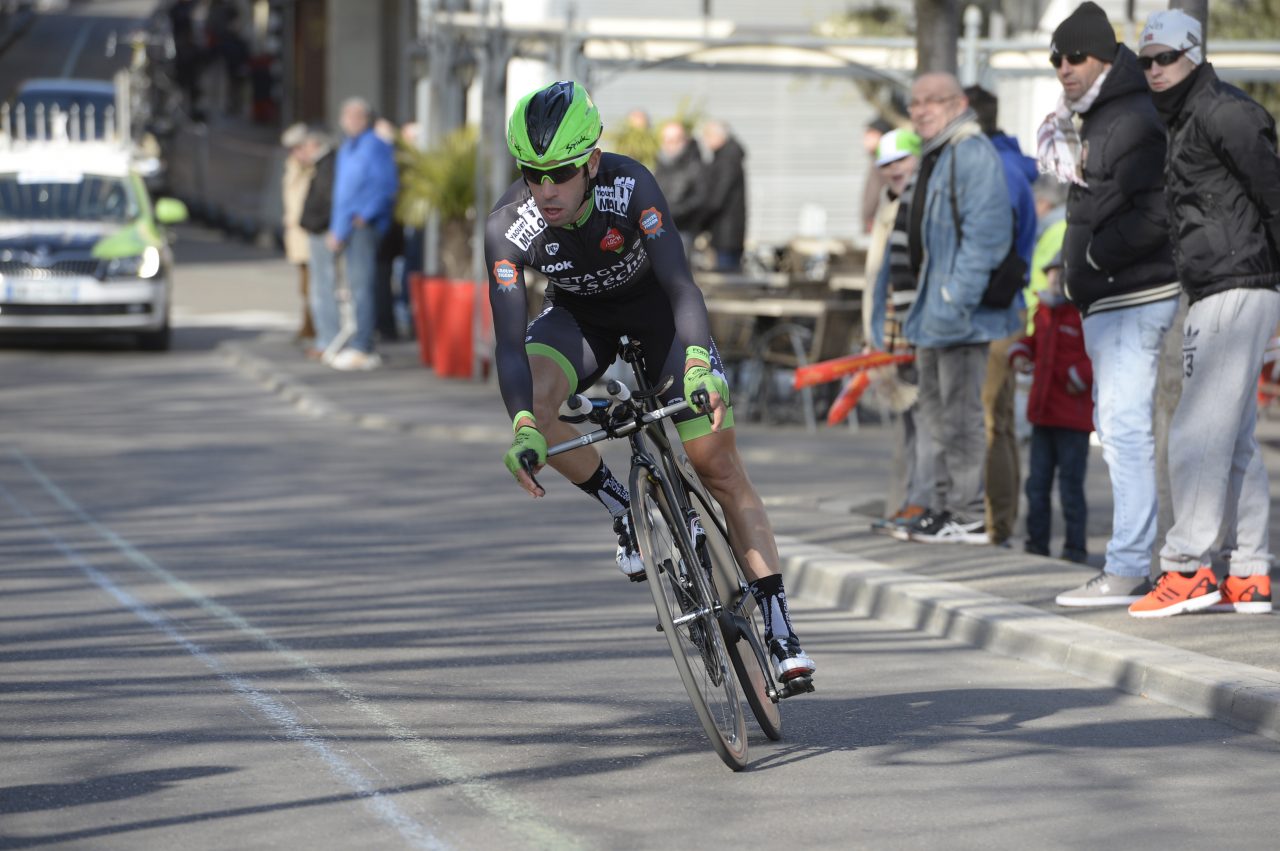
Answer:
[
  {"left": 778, "top": 539, "right": 1280, "bottom": 743},
  {"left": 216, "top": 340, "right": 509, "bottom": 444},
  {"left": 218, "top": 336, "right": 1280, "bottom": 744}
]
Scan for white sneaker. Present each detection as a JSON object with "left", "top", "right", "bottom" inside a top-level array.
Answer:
[
  {"left": 329, "top": 349, "right": 382, "bottom": 371},
  {"left": 613, "top": 515, "right": 645, "bottom": 581}
]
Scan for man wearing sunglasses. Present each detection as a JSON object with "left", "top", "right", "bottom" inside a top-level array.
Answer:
[
  {"left": 484, "top": 81, "right": 815, "bottom": 682},
  {"left": 1127, "top": 11, "right": 1280, "bottom": 618},
  {"left": 1037, "top": 1, "right": 1180, "bottom": 608}
]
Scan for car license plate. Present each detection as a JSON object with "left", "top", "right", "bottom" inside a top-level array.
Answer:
[{"left": 5, "top": 280, "right": 79, "bottom": 304}]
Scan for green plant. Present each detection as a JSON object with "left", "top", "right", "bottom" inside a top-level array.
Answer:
[{"left": 395, "top": 125, "right": 478, "bottom": 228}]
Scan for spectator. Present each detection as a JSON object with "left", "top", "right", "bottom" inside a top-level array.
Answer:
[
  {"left": 965, "top": 84, "right": 1038, "bottom": 547},
  {"left": 281, "top": 122, "right": 316, "bottom": 344},
  {"left": 372, "top": 117, "right": 404, "bottom": 342},
  {"left": 864, "top": 129, "right": 934, "bottom": 536},
  {"left": 298, "top": 128, "right": 336, "bottom": 360},
  {"left": 1010, "top": 253, "right": 1093, "bottom": 563},
  {"left": 699, "top": 120, "right": 748, "bottom": 273},
  {"left": 1129, "top": 10, "right": 1280, "bottom": 617},
  {"left": 860, "top": 117, "right": 894, "bottom": 235},
  {"left": 1038, "top": 2, "right": 1180, "bottom": 607},
  {"left": 166, "top": 0, "right": 201, "bottom": 117},
  {"left": 653, "top": 120, "right": 704, "bottom": 257},
  {"left": 1026, "top": 177, "right": 1069, "bottom": 334},
  {"left": 869, "top": 72, "right": 1020, "bottom": 544},
  {"left": 326, "top": 97, "right": 399, "bottom": 371}
]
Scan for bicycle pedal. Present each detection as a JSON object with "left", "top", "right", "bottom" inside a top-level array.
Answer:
[
  {"left": 779, "top": 676, "right": 815, "bottom": 698},
  {"left": 628, "top": 571, "right": 648, "bottom": 583}
]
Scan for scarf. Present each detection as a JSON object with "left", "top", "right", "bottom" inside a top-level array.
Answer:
[
  {"left": 1152, "top": 64, "right": 1203, "bottom": 125},
  {"left": 1036, "top": 69, "right": 1109, "bottom": 187}
]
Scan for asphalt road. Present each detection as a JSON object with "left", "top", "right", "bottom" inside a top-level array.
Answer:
[{"left": 3, "top": 232, "right": 1280, "bottom": 850}]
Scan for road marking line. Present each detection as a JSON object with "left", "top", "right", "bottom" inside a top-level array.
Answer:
[
  {"left": 0, "top": 481, "right": 448, "bottom": 851},
  {"left": 59, "top": 22, "right": 92, "bottom": 79},
  {"left": 10, "top": 449, "right": 581, "bottom": 851}
]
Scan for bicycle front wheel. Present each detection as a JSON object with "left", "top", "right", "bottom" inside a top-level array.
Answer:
[{"left": 630, "top": 467, "right": 749, "bottom": 770}]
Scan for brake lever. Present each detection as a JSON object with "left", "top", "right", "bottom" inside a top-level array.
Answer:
[
  {"left": 691, "top": 387, "right": 712, "bottom": 422},
  {"left": 518, "top": 450, "right": 543, "bottom": 494}
]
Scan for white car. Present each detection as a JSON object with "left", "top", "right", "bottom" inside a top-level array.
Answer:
[{"left": 0, "top": 137, "right": 187, "bottom": 350}]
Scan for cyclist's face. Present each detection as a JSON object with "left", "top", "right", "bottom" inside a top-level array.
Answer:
[{"left": 526, "top": 149, "right": 601, "bottom": 227}]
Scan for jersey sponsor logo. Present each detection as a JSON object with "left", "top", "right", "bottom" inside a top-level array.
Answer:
[
  {"left": 595, "top": 176, "right": 636, "bottom": 215},
  {"left": 505, "top": 198, "right": 547, "bottom": 250},
  {"left": 553, "top": 241, "right": 647, "bottom": 294},
  {"left": 600, "top": 227, "right": 625, "bottom": 253},
  {"left": 492, "top": 259, "right": 519, "bottom": 291},
  {"left": 638, "top": 206, "right": 665, "bottom": 239},
  {"left": 540, "top": 260, "right": 574, "bottom": 274},
  {"left": 545, "top": 242, "right": 560, "bottom": 256}
]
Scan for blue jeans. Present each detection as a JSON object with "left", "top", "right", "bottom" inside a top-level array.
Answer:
[
  {"left": 344, "top": 225, "right": 379, "bottom": 354},
  {"left": 1025, "top": 425, "right": 1090, "bottom": 557},
  {"left": 1082, "top": 296, "right": 1179, "bottom": 576},
  {"left": 307, "top": 233, "right": 340, "bottom": 351}
]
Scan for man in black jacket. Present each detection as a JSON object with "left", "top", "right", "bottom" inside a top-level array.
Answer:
[
  {"left": 298, "top": 130, "right": 338, "bottom": 360},
  {"left": 699, "top": 120, "right": 747, "bottom": 273},
  {"left": 653, "top": 120, "right": 704, "bottom": 259},
  {"left": 1037, "top": 2, "right": 1181, "bottom": 608},
  {"left": 1128, "top": 10, "right": 1280, "bottom": 618}
]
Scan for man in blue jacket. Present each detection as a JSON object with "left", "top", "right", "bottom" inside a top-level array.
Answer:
[
  {"left": 871, "top": 73, "right": 1021, "bottom": 544},
  {"left": 326, "top": 97, "right": 399, "bottom": 371}
]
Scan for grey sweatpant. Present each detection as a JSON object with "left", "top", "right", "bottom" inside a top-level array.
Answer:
[
  {"left": 917, "top": 343, "right": 989, "bottom": 523},
  {"left": 1159, "top": 287, "right": 1280, "bottom": 576}
]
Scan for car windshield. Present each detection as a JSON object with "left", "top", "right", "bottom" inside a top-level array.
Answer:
[{"left": 0, "top": 173, "right": 139, "bottom": 223}]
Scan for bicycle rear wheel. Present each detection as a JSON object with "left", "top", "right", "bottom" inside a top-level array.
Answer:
[
  {"left": 687, "top": 486, "right": 783, "bottom": 741},
  {"left": 630, "top": 468, "right": 749, "bottom": 770}
]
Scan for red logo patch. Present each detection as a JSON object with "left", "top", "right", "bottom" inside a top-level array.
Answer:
[
  {"left": 492, "top": 259, "right": 519, "bottom": 290},
  {"left": 600, "top": 228, "right": 625, "bottom": 253}
]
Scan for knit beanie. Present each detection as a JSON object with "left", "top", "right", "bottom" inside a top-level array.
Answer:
[
  {"left": 1051, "top": 2, "right": 1118, "bottom": 63},
  {"left": 1140, "top": 9, "right": 1204, "bottom": 66}
]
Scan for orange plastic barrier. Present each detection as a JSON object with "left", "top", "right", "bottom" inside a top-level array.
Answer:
[
  {"left": 423, "top": 279, "right": 492, "bottom": 379},
  {"left": 792, "top": 351, "right": 914, "bottom": 390},
  {"left": 826, "top": 371, "right": 872, "bottom": 426}
]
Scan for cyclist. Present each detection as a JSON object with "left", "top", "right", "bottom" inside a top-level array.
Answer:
[{"left": 486, "top": 81, "right": 814, "bottom": 683}]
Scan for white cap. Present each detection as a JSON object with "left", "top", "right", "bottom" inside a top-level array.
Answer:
[{"left": 1140, "top": 9, "right": 1203, "bottom": 66}]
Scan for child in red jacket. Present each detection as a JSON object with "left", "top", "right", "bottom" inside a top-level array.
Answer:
[{"left": 1009, "top": 253, "right": 1094, "bottom": 563}]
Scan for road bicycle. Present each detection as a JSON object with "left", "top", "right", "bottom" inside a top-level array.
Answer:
[{"left": 521, "top": 337, "right": 813, "bottom": 770}]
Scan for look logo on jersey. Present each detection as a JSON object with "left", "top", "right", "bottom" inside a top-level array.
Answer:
[
  {"left": 492, "top": 259, "right": 519, "bottom": 291},
  {"left": 600, "top": 228, "right": 625, "bottom": 253},
  {"left": 639, "top": 207, "right": 665, "bottom": 240}
]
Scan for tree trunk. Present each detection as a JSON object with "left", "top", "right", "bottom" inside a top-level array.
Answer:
[{"left": 915, "top": 0, "right": 959, "bottom": 74}]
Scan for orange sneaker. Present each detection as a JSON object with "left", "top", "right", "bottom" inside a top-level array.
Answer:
[
  {"left": 1207, "top": 575, "right": 1272, "bottom": 614},
  {"left": 1128, "top": 567, "right": 1221, "bottom": 618}
]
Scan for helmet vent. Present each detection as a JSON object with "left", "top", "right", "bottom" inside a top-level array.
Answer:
[{"left": 525, "top": 82, "right": 575, "bottom": 156}]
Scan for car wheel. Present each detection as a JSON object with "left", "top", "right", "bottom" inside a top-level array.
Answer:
[{"left": 138, "top": 320, "right": 171, "bottom": 352}]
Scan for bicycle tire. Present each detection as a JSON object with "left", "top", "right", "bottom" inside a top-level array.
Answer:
[
  {"left": 630, "top": 467, "right": 749, "bottom": 770},
  {"left": 687, "top": 486, "right": 783, "bottom": 741}
]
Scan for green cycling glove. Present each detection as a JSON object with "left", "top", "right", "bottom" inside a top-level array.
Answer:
[
  {"left": 682, "top": 345, "right": 730, "bottom": 411},
  {"left": 503, "top": 410, "right": 547, "bottom": 477}
]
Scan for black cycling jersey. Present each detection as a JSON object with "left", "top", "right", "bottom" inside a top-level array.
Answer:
[{"left": 484, "top": 153, "right": 712, "bottom": 421}]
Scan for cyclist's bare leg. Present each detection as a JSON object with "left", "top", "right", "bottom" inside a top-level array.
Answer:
[
  {"left": 528, "top": 354, "right": 600, "bottom": 484},
  {"left": 682, "top": 428, "right": 780, "bottom": 583}
]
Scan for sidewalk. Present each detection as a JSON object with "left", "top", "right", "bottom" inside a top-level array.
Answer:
[{"left": 218, "top": 331, "right": 1280, "bottom": 743}]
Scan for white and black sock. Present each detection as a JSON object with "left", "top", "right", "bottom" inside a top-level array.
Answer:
[
  {"left": 575, "top": 460, "right": 630, "bottom": 518},
  {"left": 749, "top": 573, "right": 797, "bottom": 644}
]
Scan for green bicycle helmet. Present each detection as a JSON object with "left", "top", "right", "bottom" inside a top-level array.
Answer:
[{"left": 506, "top": 81, "right": 603, "bottom": 169}]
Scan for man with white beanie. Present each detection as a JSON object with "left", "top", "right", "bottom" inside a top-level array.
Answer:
[{"left": 1128, "top": 9, "right": 1280, "bottom": 617}]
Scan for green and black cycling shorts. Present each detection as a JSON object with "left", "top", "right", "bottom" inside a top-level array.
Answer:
[{"left": 525, "top": 284, "right": 733, "bottom": 442}]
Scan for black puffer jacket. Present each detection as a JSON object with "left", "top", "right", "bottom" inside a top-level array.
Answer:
[
  {"left": 701, "top": 136, "right": 747, "bottom": 253},
  {"left": 1064, "top": 45, "right": 1178, "bottom": 315},
  {"left": 1162, "top": 64, "right": 1280, "bottom": 303},
  {"left": 299, "top": 149, "right": 336, "bottom": 235}
]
